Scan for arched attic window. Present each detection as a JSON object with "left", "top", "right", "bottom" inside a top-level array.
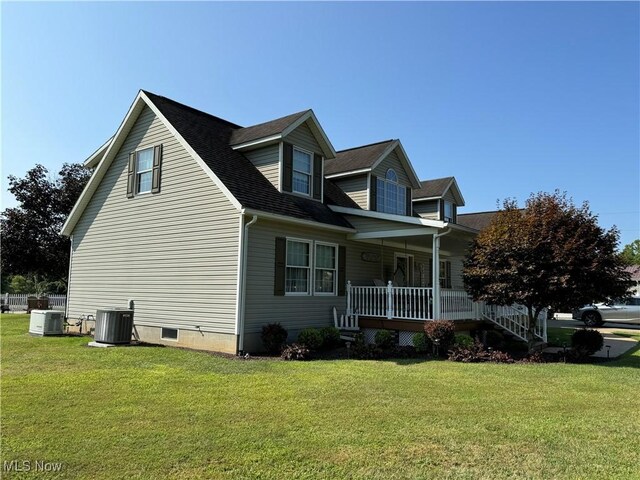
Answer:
[{"left": 376, "top": 168, "right": 407, "bottom": 215}]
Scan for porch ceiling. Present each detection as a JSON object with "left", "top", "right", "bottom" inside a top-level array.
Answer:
[{"left": 349, "top": 228, "right": 475, "bottom": 257}]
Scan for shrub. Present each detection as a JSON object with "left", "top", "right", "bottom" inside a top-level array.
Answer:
[
  {"left": 520, "top": 351, "right": 546, "bottom": 363},
  {"left": 281, "top": 343, "right": 310, "bottom": 361},
  {"left": 261, "top": 323, "right": 288, "bottom": 354},
  {"left": 448, "top": 340, "right": 489, "bottom": 363},
  {"left": 454, "top": 334, "right": 474, "bottom": 349},
  {"left": 297, "top": 328, "right": 323, "bottom": 351},
  {"left": 448, "top": 340, "right": 513, "bottom": 363},
  {"left": 412, "top": 332, "right": 431, "bottom": 354},
  {"left": 374, "top": 330, "right": 395, "bottom": 350},
  {"left": 571, "top": 329, "right": 604, "bottom": 360},
  {"left": 487, "top": 350, "right": 514, "bottom": 364},
  {"left": 424, "top": 320, "right": 455, "bottom": 355},
  {"left": 319, "top": 326, "right": 341, "bottom": 350}
]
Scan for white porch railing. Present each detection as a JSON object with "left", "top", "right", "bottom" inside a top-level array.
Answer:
[
  {"left": 347, "top": 282, "right": 477, "bottom": 321},
  {"left": 480, "top": 304, "right": 547, "bottom": 342},
  {"left": 345, "top": 282, "right": 547, "bottom": 343}
]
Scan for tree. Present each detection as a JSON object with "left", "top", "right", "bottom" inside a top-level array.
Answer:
[
  {"left": 620, "top": 239, "right": 640, "bottom": 265},
  {"left": 1, "top": 163, "right": 91, "bottom": 289},
  {"left": 463, "top": 191, "right": 631, "bottom": 343}
]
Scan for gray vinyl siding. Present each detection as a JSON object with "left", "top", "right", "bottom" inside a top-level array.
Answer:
[
  {"left": 372, "top": 149, "right": 411, "bottom": 187},
  {"left": 68, "top": 105, "right": 240, "bottom": 334},
  {"left": 244, "top": 220, "right": 381, "bottom": 334},
  {"left": 413, "top": 200, "right": 439, "bottom": 219},
  {"left": 244, "top": 144, "right": 280, "bottom": 190},
  {"left": 333, "top": 174, "right": 369, "bottom": 209},
  {"left": 283, "top": 122, "right": 323, "bottom": 154},
  {"left": 443, "top": 190, "right": 456, "bottom": 203}
]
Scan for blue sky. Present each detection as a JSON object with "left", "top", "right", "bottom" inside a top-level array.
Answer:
[{"left": 2, "top": 2, "right": 638, "bottom": 246}]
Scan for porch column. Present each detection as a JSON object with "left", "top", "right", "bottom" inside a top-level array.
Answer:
[{"left": 432, "top": 234, "right": 441, "bottom": 320}]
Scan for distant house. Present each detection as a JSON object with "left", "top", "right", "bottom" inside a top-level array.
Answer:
[
  {"left": 624, "top": 265, "right": 640, "bottom": 295},
  {"left": 62, "top": 91, "right": 544, "bottom": 354}
]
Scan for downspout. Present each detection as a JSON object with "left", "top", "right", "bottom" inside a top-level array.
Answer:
[
  {"left": 432, "top": 227, "right": 452, "bottom": 320},
  {"left": 65, "top": 235, "right": 73, "bottom": 319},
  {"left": 237, "top": 214, "right": 258, "bottom": 355}
]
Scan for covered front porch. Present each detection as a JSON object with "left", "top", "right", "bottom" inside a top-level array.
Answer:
[{"left": 334, "top": 211, "right": 547, "bottom": 342}]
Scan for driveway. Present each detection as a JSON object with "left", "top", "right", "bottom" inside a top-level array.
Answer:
[{"left": 548, "top": 314, "right": 639, "bottom": 358}]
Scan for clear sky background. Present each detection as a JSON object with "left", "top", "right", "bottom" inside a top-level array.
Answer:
[{"left": 2, "top": 2, "right": 639, "bottom": 246}]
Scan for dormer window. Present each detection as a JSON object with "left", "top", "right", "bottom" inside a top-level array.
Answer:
[
  {"left": 377, "top": 169, "right": 406, "bottom": 215},
  {"left": 282, "top": 143, "right": 322, "bottom": 201},
  {"left": 444, "top": 201, "right": 454, "bottom": 222},
  {"left": 292, "top": 147, "right": 312, "bottom": 195}
]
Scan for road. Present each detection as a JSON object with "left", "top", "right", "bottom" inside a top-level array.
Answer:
[{"left": 551, "top": 314, "right": 640, "bottom": 332}]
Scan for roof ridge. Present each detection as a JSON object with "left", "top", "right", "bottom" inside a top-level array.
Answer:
[
  {"left": 235, "top": 109, "right": 311, "bottom": 131},
  {"left": 419, "top": 176, "right": 454, "bottom": 184},
  {"left": 336, "top": 139, "right": 396, "bottom": 154},
  {"left": 141, "top": 90, "right": 243, "bottom": 129},
  {"left": 458, "top": 210, "right": 500, "bottom": 216}
]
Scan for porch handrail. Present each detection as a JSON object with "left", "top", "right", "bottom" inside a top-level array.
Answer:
[
  {"left": 347, "top": 281, "right": 434, "bottom": 321},
  {"left": 481, "top": 303, "right": 547, "bottom": 342}
]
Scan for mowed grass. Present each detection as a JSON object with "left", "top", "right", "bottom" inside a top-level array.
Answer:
[{"left": 2, "top": 314, "right": 640, "bottom": 480}]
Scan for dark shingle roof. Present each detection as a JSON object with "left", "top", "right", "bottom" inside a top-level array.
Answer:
[
  {"left": 229, "top": 110, "right": 309, "bottom": 146},
  {"left": 324, "top": 140, "right": 395, "bottom": 176},
  {"left": 413, "top": 177, "right": 454, "bottom": 200},
  {"left": 457, "top": 211, "right": 498, "bottom": 231},
  {"left": 143, "top": 91, "right": 352, "bottom": 229}
]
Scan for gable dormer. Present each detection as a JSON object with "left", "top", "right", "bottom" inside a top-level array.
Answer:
[
  {"left": 324, "top": 139, "right": 421, "bottom": 216},
  {"left": 412, "top": 177, "right": 465, "bottom": 223},
  {"left": 230, "top": 110, "right": 335, "bottom": 203}
]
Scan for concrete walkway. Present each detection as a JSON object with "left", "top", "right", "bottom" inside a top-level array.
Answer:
[{"left": 546, "top": 315, "right": 639, "bottom": 359}]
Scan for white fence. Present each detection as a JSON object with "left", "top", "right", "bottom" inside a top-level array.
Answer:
[{"left": 2, "top": 293, "right": 67, "bottom": 312}]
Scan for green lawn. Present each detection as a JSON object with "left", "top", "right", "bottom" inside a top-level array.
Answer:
[{"left": 2, "top": 314, "right": 640, "bottom": 480}]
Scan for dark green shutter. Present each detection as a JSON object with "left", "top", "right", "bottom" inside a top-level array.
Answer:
[
  {"left": 151, "top": 145, "right": 162, "bottom": 193},
  {"left": 439, "top": 200, "right": 445, "bottom": 221},
  {"left": 405, "top": 188, "right": 412, "bottom": 216},
  {"left": 370, "top": 175, "right": 377, "bottom": 211},
  {"left": 274, "top": 237, "right": 286, "bottom": 296},
  {"left": 282, "top": 143, "right": 293, "bottom": 192},
  {"left": 313, "top": 153, "right": 322, "bottom": 200},
  {"left": 428, "top": 258, "right": 433, "bottom": 287},
  {"left": 452, "top": 205, "right": 457, "bottom": 223},
  {"left": 338, "top": 246, "right": 346, "bottom": 296},
  {"left": 445, "top": 262, "right": 452, "bottom": 289},
  {"left": 126, "top": 152, "right": 136, "bottom": 198}
]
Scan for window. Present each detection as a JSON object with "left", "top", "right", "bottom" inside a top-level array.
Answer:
[
  {"left": 161, "top": 328, "right": 178, "bottom": 340},
  {"left": 440, "top": 260, "right": 452, "bottom": 289},
  {"left": 292, "top": 148, "right": 312, "bottom": 195},
  {"left": 127, "top": 145, "right": 162, "bottom": 198},
  {"left": 136, "top": 147, "right": 154, "bottom": 194},
  {"left": 443, "top": 201, "right": 454, "bottom": 222},
  {"left": 315, "top": 243, "right": 337, "bottom": 294},
  {"left": 376, "top": 169, "right": 406, "bottom": 215},
  {"left": 286, "top": 240, "right": 311, "bottom": 294}
]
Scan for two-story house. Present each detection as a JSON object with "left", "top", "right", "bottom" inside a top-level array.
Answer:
[{"left": 62, "top": 90, "right": 544, "bottom": 354}]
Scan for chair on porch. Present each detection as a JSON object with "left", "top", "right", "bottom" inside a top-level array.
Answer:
[
  {"left": 333, "top": 306, "right": 359, "bottom": 340},
  {"left": 373, "top": 279, "right": 385, "bottom": 286}
]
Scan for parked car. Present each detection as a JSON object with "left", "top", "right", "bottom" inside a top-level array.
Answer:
[{"left": 572, "top": 296, "right": 640, "bottom": 326}]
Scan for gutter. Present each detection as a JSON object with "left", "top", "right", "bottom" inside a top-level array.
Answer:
[
  {"left": 65, "top": 235, "right": 74, "bottom": 319},
  {"left": 237, "top": 214, "right": 258, "bottom": 354}
]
